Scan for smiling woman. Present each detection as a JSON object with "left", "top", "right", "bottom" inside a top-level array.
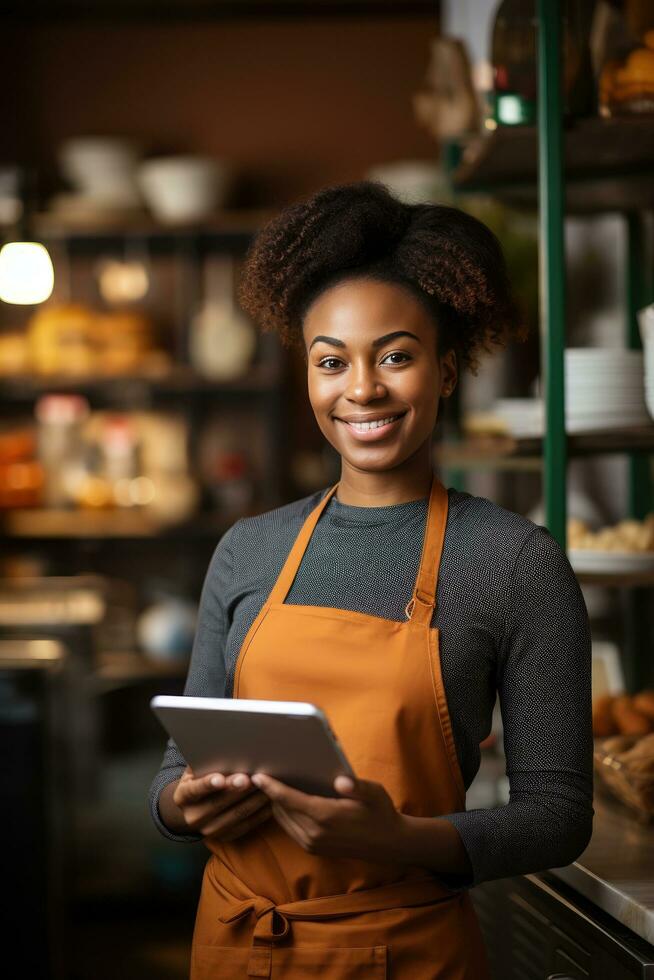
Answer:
[
  {"left": 237, "top": 180, "right": 523, "bottom": 505},
  {"left": 302, "top": 279, "right": 455, "bottom": 503},
  {"left": 149, "top": 181, "right": 594, "bottom": 980}
]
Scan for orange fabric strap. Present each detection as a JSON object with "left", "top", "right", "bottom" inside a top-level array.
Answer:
[
  {"left": 406, "top": 477, "right": 448, "bottom": 626},
  {"left": 267, "top": 483, "right": 339, "bottom": 605},
  {"left": 267, "top": 475, "right": 448, "bottom": 625}
]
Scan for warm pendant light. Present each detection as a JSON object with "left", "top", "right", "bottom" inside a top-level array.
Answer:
[
  {"left": 0, "top": 241, "right": 55, "bottom": 304},
  {"left": 0, "top": 166, "right": 55, "bottom": 305}
]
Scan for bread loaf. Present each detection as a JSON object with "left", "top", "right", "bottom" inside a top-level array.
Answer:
[
  {"left": 633, "top": 690, "right": 654, "bottom": 723},
  {"left": 593, "top": 694, "right": 617, "bottom": 736},
  {"left": 611, "top": 695, "right": 652, "bottom": 735}
]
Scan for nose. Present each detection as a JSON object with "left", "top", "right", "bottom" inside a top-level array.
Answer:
[{"left": 345, "top": 363, "right": 387, "bottom": 403}]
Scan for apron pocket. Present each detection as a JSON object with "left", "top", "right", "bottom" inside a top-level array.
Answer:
[
  {"left": 193, "top": 943, "right": 387, "bottom": 978},
  {"left": 272, "top": 944, "right": 387, "bottom": 977},
  {"left": 191, "top": 944, "right": 251, "bottom": 979}
]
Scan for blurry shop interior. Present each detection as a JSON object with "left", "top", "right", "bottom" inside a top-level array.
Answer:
[{"left": 2, "top": 1, "right": 654, "bottom": 979}]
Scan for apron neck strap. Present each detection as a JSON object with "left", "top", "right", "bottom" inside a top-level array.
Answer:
[
  {"left": 267, "top": 482, "right": 340, "bottom": 604},
  {"left": 405, "top": 476, "right": 449, "bottom": 626},
  {"left": 268, "top": 475, "right": 448, "bottom": 624}
]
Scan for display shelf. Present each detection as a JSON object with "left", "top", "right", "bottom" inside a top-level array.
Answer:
[
  {"left": 436, "top": 438, "right": 541, "bottom": 472},
  {"left": 0, "top": 362, "right": 282, "bottom": 400},
  {"left": 453, "top": 116, "right": 654, "bottom": 212},
  {"left": 574, "top": 568, "right": 654, "bottom": 588},
  {"left": 436, "top": 425, "right": 654, "bottom": 471},
  {"left": 0, "top": 507, "right": 243, "bottom": 540},
  {"left": 33, "top": 208, "right": 273, "bottom": 253},
  {"left": 92, "top": 650, "right": 188, "bottom": 691}
]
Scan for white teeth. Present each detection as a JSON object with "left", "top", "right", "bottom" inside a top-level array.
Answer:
[{"left": 347, "top": 415, "right": 399, "bottom": 432}]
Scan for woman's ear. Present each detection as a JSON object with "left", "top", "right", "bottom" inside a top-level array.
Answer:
[{"left": 440, "top": 348, "right": 458, "bottom": 398}]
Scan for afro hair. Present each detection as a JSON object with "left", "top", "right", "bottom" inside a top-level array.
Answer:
[{"left": 237, "top": 180, "right": 525, "bottom": 373}]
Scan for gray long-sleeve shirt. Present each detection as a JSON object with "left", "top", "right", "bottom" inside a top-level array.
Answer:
[{"left": 149, "top": 486, "right": 594, "bottom": 889}]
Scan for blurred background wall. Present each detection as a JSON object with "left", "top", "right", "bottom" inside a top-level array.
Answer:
[
  {"left": 2, "top": 3, "right": 653, "bottom": 978},
  {"left": 2, "top": 15, "right": 438, "bottom": 203}
]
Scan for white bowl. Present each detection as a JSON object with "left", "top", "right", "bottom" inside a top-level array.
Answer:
[
  {"left": 366, "top": 160, "right": 450, "bottom": 204},
  {"left": 60, "top": 137, "right": 140, "bottom": 188},
  {"left": 137, "top": 156, "right": 229, "bottom": 223}
]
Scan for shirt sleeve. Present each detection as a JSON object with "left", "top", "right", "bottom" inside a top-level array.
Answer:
[
  {"left": 148, "top": 522, "right": 237, "bottom": 842},
  {"left": 439, "top": 525, "right": 594, "bottom": 888}
]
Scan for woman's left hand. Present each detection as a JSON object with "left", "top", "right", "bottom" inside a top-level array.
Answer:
[{"left": 250, "top": 772, "right": 405, "bottom": 863}]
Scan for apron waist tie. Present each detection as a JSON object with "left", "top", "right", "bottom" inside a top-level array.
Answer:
[{"left": 217, "top": 875, "right": 459, "bottom": 979}]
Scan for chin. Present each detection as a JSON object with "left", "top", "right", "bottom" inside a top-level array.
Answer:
[{"left": 340, "top": 449, "right": 414, "bottom": 473}]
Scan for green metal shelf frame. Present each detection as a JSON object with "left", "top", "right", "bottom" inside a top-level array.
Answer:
[
  {"left": 538, "top": 0, "right": 566, "bottom": 547},
  {"left": 442, "top": 2, "right": 654, "bottom": 690}
]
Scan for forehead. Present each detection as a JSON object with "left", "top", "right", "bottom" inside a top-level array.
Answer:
[{"left": 302, "top": 278, "right": 435, "bottom": 340}]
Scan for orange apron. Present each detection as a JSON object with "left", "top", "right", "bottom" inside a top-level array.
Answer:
[{"left": 191, "top": 475, "right": 491, "bottom": 979}]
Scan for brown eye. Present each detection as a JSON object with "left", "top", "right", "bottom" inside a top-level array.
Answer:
[
  {"left": 381, "top": 351, "right": 411, "bottom": 365},
  {"left": 318, "top": 357, "right": 344, "bottom": 370}
]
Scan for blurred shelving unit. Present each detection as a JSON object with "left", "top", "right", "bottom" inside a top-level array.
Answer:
[
  {"left": 0, "top": 508, "right": 235, "bottom": 540},
  {"left": 437, "top": 426, "right": 654, "bottom": 470},
  {"left": 93, "top": 650, "right": 190, "bottom": 692},
  {"left": 0, "top": 210, "right": 289, "bottom": 929},
  {"left": 0, "top": 209, "right": 289, "bottom": 526},
  {"left": 441, "top": 0, "right": 654, "bottom": 691},
  {"left": 452, "top": 115, "right": 654, "bottom": 213}
]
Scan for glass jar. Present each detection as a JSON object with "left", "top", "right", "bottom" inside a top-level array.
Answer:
[
  {"left": 598, "top": 0, "right": 654, "bottom": 116},
  {"left": 35, "top": 394, "right": 90, "bottom": 508},
  {"left": 490, "top": 0, "right": 595, "bottom": 126}
]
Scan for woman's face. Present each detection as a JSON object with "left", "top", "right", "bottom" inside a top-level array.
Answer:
[{"left": 302, "top": 278, "right": 457, "bottom": 475}]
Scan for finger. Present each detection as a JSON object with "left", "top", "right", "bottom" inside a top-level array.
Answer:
[
  {"left": 200, "top": 793, "right": 271, "bottom": 837},
  {"left": 226, "top": 772, "right": 251, "bottom": 790},
  {"left": 334, "top": 775, "right": 357, "bottom": 795},
  {"left": 251, "top": 773, "right": 323, "bottom": 817},
  {"left": 333, "top": 776, "right": 379, "bottom": 804},
  {"left": 184, "top": 786, "right": 266, "bottom": 827},
  {"left": 174, "top": 771, "right": 226, "bottom": 805},
  {"left": 270, "top": 801, "right": 313, "bottom": 848},
  {"left": 218, "top": 802, "right": 273, "bottom": 842}
]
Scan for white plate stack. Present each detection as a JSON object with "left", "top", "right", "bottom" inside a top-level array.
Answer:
[
  {"left": 638, "top": 304, "right": 654, "bottom": 420},
  {"left": 493, "top": 398, "right": 544, "bottom": 438},
  {"left": 564, "top": 348, "right": 651, "bottom": 432}
]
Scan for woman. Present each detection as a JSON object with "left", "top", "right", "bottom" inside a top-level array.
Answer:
[{"left": 150, "top": 181, "right": 594, "bottom": 979}]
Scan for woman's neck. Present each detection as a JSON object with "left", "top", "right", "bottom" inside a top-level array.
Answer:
[{"left": 336, "top": 448, "right": 433, "bottom": 507}]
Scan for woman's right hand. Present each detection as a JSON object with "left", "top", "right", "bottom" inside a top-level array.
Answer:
[{"left": 171, "top": 768, "right": 272, "bottom": 841}]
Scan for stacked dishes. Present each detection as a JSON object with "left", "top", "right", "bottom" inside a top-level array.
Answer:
[
  {"left": 565, "top": 348, "right": 650, "bottom": 432},
  {"left": 493, "top": 398, "right": 544, "bottom": 438},
  {"left": 638, "top": 304, "right": 654, "bottom": 420}
]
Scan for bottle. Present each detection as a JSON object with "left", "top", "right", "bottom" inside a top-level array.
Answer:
[
  {"left": 35, "top": 394, "right": 90, "bottom": 508},
  {"left": 490, "top": 0, "right": 595, "bottom": 126},
  {"left": 598, "top": 0, "right": 654, "bottom": 117},
  {"left": 189, "top": 256, "right": 256, "bottom": 381}
]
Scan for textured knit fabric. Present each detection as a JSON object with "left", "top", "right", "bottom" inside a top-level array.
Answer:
[{"left": 148, "top": 486, "right": 594, "bottom": 889}]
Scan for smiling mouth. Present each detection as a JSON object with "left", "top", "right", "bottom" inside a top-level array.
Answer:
[{"left": 334, "top": 412, "right": 407, "bottom": 435}]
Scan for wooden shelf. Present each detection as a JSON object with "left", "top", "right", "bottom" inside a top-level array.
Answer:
[
  {"left": 0, "top": 508, "right": 240, "bottom": 540},
  {"left": 34, "top": 207, "right": 273, "bottom": 243},
  {"left": 0, "top": 363, "right": 282, "bottom": 400},
  {"left": 93, "top": 650, "right": 188, "bottom": 691},
  {"left": 436, "top": 438, "right": 542, "bottom": 471},
  {"left": 574, "top": 569, "right": 654, "bottom": 588},
  {"left": 436, "top": 426, "right": 654, "bottom": 470},
  {"left": 453, "top": 116, "right": 654, "bottom": 212}
]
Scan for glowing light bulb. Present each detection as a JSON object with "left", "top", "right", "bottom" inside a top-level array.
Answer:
[{"left": 0, "top": 241, "right": 55, "bottom": 305}]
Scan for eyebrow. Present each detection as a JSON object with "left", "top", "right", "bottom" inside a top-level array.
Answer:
[{"left": 309, "top": 330, "right": 422, "bottom": 351}]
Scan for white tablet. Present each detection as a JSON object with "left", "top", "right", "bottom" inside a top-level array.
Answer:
[{"left": 151, "top": 695, "right": 357, "bottom": 798}]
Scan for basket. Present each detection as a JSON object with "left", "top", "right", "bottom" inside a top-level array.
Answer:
[{"left": 593, "top": 734, "right": 654, "bottom": 821}]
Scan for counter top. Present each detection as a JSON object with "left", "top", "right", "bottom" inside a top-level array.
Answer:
[{"left": 549, "top": 787, "right": 654, "bottom": 947}]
